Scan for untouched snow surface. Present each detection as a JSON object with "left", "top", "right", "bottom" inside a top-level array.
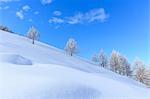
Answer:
[{"left": 0, "top": 30, "right": 150, "bottom": 99}]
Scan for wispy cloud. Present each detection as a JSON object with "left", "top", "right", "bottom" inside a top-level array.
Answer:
[
  {"left": 41, "top": 0, "right": 52, "bottom": 5},
  {"left": 67, "top": 13, "right": 83, "bottom": 24},
  {"left": 48, "top": 8, "right": 109, "bottom": 24},
  {"left": 16, "top": 10, "right": 24, "bottom": 20},
  {"left": 67, "top": 8, "right": 109, "bottom": 24},
  {"left": 0, "top": 0, "right": 19, "bottom": 3},
  {"left": 49, "top": 17, "right": 64, "bottom": 24},
  {"left": 22, "top": 5, "right": 31, "bottom": 12},
  {"left": 53, "top": 11, "right": 62, "bottom": 16}
]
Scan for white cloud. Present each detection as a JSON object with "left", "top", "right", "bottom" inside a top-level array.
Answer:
[
  {"left": 48, "top": 8, "right": 109, "bottom": 25},
  {"left": 49, "top": 17, "right": 64, "bottom": 24},
  {"left": 86, "top": 8, "right": 109, "bottom": 22},
  {"left": 16, "top": 5, "right": 31, "bottom": 20},
  {"left": 22, "top": 5, "right": 31, "bottom": 12},
  {"left": 0, "top": 0, "right": 19, "bottom": 3},
  {"left": 41, "top": 0, "right": 52, "bottom": 5},
  {"left": 53, "top": 11, "right": 62, "bottom": 16},
  {"left": 67, "top": 13, "right": 83, "bottom": 24},
  {"left": 34, "top": 11, "right": 39, "bottom": 15},
  {"left": 16, "top": 10, "right": 24, "bottom": 20},
  {"left": 67, "top": 8, "right": 109, "bottom": 24}
]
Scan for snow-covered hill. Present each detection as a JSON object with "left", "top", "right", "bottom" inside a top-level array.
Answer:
[{"left": 0, "top": 30, "right": 150, "bottom": 99}]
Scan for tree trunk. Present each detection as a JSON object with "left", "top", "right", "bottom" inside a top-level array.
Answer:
[{"left": 32, "top": 38, "right": 34, "bottom": 44}]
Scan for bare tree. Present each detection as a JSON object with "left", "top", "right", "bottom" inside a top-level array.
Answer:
[
  {"left": 27, "top": 26, "right": 39, "bottom": 44},
  {"left": 65, "top": 38, "right": 78, "bottom": 56}
]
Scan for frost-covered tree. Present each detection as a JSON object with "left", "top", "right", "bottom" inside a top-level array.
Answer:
[
  {"left": 144, "top": 68, "right": 150, "bottom": 86},
  {"left": 133, "top": 59, "right": 149, "bottom": 84},
  {"left": 118, "top": 55, "right": 131, "bottom": 76},
  {"left": 27, "top": 26, "right": 39, "bottom": 44},
  {"left": 109, "top": 50, "right": 120, "bottom": 72},
  {"left": 99, "top": 50, "right": 108, "bottom": 68},
  {"left": 65, "top": 38, "right": 78, "bottom": 56},
  {"left": 118, "top": 55, "right": 126, "bottom": 75},
  {"left": 109, "top": 50, "right": 131, "bottom": 75}
]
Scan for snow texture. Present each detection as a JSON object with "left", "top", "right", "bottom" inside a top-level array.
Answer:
[{"left": 0, "top": 30, "right": 150, "bottom": 99}]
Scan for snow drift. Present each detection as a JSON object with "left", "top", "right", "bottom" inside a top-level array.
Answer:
[
  {"left": 0, "top": 53, "right": 32, "bottom": 65},
  {"left": 0, "top": 30, "right": 150, "bottom": 99}
]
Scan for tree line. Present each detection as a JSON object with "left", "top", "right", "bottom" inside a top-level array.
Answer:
[{"left": 92, "top": 50, "right": 150, "bottom": 86}]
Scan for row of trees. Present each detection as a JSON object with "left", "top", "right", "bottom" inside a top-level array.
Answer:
[
  {"left": 2, "top": 25, "right": 149, "bottom": 86},
  {"left": 91, "top": 50, "right": 150, "bottom": 86},
  {"left": 92, "top": 50, "right": 131, "bottom": 76}
]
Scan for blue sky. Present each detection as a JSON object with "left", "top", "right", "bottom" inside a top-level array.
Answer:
[{"left": 0, "top": 0, "right": 150, "bottom": 65}]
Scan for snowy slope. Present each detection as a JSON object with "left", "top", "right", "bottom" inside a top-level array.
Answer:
[{"left": 0, "top": 30, "right": 150, "bottom": 99}]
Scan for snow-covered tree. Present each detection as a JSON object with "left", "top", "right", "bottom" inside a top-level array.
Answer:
[
  {"left": 109, "top": 50, "right": 132, "bottom": 75},
  {"left": 65, "top": 38, "right": 78, "bottom": 56},
  {"left": 117, "top": 55, "right": 125, "bottom": 75},
  {"left": 118, "top": 55, "right": 131, "bottom": 76},
  {"left": 27, "top": 26, "right": 39, "bottom": 44},
  {"left": 133, "top": 59, "right": 149, "bottom": 84},
  {"left": 109, "top": 50, "right": 120, "bottom": 72},
  {"left": 144, "top": 68, "right": 150, "bottom": 86},
  {"left": 99, "top": 50, "right": 108, "bottom": 68}
]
